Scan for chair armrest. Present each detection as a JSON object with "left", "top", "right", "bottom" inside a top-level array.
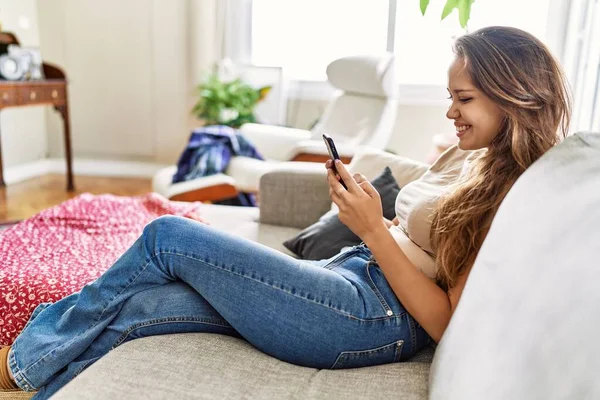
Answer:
[
  {"left": 258, "top": 163, "right": 331, "bottom": 229},
  {"left": 239, "top": 123, "right": 311, "bottom": 161},
  {"left": 152, "top": 165, "right": 237, "bottom": 201}
]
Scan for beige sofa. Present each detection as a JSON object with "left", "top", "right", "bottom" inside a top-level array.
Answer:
[{"left": 4, "top": 132, "right": 600, "bottom": 399}]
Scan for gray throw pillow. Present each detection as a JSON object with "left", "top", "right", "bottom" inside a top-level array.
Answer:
[{"left": 283, "top": 167, "right": 400, "bottom": 260}]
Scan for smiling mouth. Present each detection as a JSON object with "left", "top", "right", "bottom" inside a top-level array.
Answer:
[{"left": 456, "top": 125, "right": 472, "bottom": 137}]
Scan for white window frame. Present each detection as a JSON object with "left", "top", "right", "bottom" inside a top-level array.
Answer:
[
  {"left": 562, "top": 0, "right": 600, "bottom": 133},
  {"left": 227, "top": 0, "right": 573, "bottom": 106}
]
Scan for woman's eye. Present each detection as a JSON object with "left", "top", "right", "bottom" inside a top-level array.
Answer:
[{"left": 459, "top": 98, "right": 473, "bottom": 103}]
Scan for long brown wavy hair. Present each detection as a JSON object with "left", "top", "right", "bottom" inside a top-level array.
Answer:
[{"left": 431, "top": 26, "right": 571, "bottom": 291}]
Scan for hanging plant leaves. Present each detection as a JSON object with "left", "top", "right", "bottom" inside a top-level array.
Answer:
[
  {"left": 420, "top": 0, "right": 430, "bottom": 15},
  {"left": 458, "top": 0, "right": 474, "bottom": 29},
  {"left": 441, "top": 0, "right": 474, "bottom": 28},
  {"left": 441, "top": 0, "right": 458, "bottom": 20}
]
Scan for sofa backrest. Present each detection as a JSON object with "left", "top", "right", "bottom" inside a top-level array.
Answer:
[
  {"left": 429, "top": 132, "right": 600, "bottom": 399},
  {"left": 347, "top": 146, "right": 429, "bottom": 187}
]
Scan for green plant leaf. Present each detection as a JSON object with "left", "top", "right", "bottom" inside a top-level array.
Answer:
[
  {"left": 458, "top": 0, "right": 474, "bottom": 28},
  {"left": 420, "top": 0, "right": 430, "bottom": 15},
  {"left": 441, "top": 0, "right": 458, "bottom": 20},
  {"left": 192, "top": 69, "right": 268, "bottom": 126}
]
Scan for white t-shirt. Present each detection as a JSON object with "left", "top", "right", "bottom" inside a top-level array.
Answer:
[{"left": 389, "top": 145, "right": 484, "bottom": 278}]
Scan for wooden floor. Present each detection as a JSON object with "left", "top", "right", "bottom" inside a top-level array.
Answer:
[{"left": 0, "top": 174, "right": 152, "bottom": 223}]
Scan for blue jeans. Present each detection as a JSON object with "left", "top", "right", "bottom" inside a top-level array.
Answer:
[{"left": 8, "top": 215, "right": 431, "bottom": 399}]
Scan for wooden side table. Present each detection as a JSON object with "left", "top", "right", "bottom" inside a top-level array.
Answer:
[{"left": 0, "top": 32, "right": 74, "bottom": 191}]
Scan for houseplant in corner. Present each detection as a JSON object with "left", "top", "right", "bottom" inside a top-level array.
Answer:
[{"left": 192, "top": 72, "right": 271, "bottom": 128}]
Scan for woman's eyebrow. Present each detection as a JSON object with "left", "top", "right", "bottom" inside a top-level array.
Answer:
[{"left": 447, "top": 88, "right": 475, "bottom": 93}]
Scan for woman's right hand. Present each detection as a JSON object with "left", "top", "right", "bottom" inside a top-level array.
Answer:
[{"left": 333, "top": 169, "right": 400, "bottom": 229}]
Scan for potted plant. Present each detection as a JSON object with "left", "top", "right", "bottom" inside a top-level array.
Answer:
[{"left": 192, "top": 72, "right": 271, "bottom": 128}]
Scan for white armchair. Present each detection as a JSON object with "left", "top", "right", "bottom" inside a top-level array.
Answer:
[
  {"left": 153, "top": 53, "right": 398, "bottom": 203},
  {"left": 240, "top": 53, "right": 398, "bottom": 163}
]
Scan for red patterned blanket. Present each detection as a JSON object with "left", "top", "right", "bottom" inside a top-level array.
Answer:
[{"left": 0, "top": 193, "right": 205, "bottom": 346}]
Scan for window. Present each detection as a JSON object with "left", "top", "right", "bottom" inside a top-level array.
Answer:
[
  {"left": 251, "top": 0, "right": 388, "bottom": 81},
  {"left": 246, "top": 0, "right": 566, "bottom": 102},
  {"left": 562, "top": 0, "right": 600, "bottom": 132},
  {"left": 394, "top": 0, "right": 551, "bottom": 85},
  {"left": 251, "top": 0, "right": 551, "bottom": 84}
]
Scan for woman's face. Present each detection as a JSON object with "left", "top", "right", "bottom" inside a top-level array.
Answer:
[{"left": 446, "top": 57, "right": 505, "bottom": 150}]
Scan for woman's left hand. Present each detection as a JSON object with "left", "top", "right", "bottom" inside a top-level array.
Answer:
[{"left": 326, "top": 159, "right": 387, "bottom": 241}]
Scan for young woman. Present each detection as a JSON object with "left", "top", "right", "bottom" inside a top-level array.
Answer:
[{"left": 0, "top": 26, "right": 570, "bottom": 398}]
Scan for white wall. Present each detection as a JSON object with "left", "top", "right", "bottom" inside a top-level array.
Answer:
[
  {"left": 37, "top": 0, "right": 220, "bottom": 165},
  {"left": 391, "top": 105, "right": 454, "bottom": 161},
  {"left": 152, "top": 0, "right": 195, "bottom": 164},
  {"left": 38, "top": 0, "right": 192, "bottom": 164},
  {"left": 0, "top": 0, "right": 47, "bottom": 168},
  {"left": 187, "top": 0, "right": 220, "bottom": 149}
]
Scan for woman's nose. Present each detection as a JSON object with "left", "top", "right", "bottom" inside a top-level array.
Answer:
[{"left": 446, "top": 104, "right": 459, "bottom": 120}]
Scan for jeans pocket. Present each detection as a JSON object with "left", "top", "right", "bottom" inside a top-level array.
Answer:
[
  {"left": 365, "top": 263, "right": 409, "bottom": 318},
  {"left": 331, "top": 339, "right": 404, "bottom": 369}
]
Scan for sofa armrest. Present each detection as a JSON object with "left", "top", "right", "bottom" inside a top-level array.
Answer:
[{"left": 259, "top": 163, "right": 331, "bottom": 229}]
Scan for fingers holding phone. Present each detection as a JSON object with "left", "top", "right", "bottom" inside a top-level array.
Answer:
[
  {"left": 323, "top": 145, "right": 386, "bottom": 241},
  {"left": 352, "top": 173, "right": 367, "bottom": 184},
  {"left": 325, "top": 159, "right": 346, "bottom": 188},
  {"left": 323, "top": 134, "right": 348, "bottom": 190}
]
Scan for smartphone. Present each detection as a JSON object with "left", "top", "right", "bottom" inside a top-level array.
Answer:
[{"left": 322, "top": 133, "right": 347, "bottom": 189}]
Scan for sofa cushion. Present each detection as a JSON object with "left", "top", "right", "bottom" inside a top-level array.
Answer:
[
  {"left": 429, "top": 133, "right": 600, "bottom": 399},
  {"left": 282, "top": 167, "right": 401, "bottom": 260},
  {"left": 53, "top": 333, "right": 432, "bottom": 400},
  {"left": 201, "top": 204, "right": 300, "bottom": 257}
]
